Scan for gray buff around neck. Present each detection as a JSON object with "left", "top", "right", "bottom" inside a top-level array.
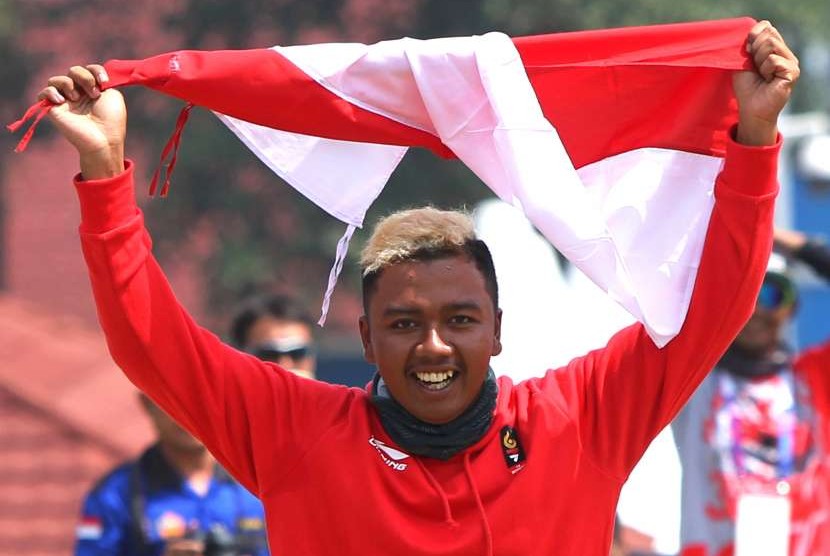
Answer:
[{"left": 370, "top": 369, "right": 498, "bottom": 460}]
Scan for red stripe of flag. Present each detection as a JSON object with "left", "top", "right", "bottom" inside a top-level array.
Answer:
[{"left": 102, "top": 17, "right": 753, "bottom": 168}]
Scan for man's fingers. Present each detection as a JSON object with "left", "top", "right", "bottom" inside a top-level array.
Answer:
[
  {"left": 47, "top": 75, "right": 82, "bottom": 101},
  {"left": 37, "top": 85, "right": 65, "bottom": 104},
  {"left": 67, "top": 65, "right": 100, "bottom": 99},
  {"left": 86, "top": 64, "right": 109, "bottom": 85},
  {"left": 751, "top": 31, "right": 796, "bottom": 64},
  {"left": 759, "top": 54, "right": 800, "bottom": 85},
  {"left": 746, "top": 20, "right": 774, "bottom": 49},
  {"left": 746, "top": 21, "right": 799, "bottom": 84},
  {"left": 41, "top": 63, "right": 108, "bottom": 104},
  {"left": 751, "top": 39, "right": 779, "bottom": 70}
]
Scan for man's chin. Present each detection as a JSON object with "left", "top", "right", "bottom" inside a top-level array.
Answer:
[
  {"left": 733, "top": 337, "right": 776, "bottom": 358},
  {"left": 408, "top": 401, "right": 466, "bottom": 425}
]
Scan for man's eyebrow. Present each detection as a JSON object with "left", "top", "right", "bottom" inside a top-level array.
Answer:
[
  {"left": 382, "top": 300, "right": 484, "bottom": 317},
  {"left": 382, "top": 305, "right": 422, "bottom": 317},
  {"left": 446, "top": 301, "right": 483, "bottom": 312}
]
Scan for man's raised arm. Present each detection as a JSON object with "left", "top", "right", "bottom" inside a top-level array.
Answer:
[
  {"left": 534, "top": 20, "right": 799, "bottom": 479},
  {"left": 38, "top": 66, "right": 353, "bottom": 496}
]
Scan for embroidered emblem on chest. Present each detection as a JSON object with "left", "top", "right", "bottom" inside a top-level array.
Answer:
[{"left": 501, "top": 426, "right": 526, "bottom": 474}]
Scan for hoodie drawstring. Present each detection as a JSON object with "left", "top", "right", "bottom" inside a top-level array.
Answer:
[
  {"left": 464, "top": 452, "right": 494, "bottom": 556},
  {"left": 414, "top": 459, "right": 457, "bottom": 527},
  {"left": 7, "top": 99, "right": 52, "bottom": 153}
]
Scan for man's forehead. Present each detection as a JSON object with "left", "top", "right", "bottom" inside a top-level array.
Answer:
[
  {"left": 247, "top": 316, "right": 312, "bottom": 341},
  {"left": 376, "top": 255, "right": 484, "bottom": 284},
  {"left": 371, "top": 258, "right": 489, "bottom": 305}
]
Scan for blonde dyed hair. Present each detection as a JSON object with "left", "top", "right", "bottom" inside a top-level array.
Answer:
[{"left": 360, "top": 207, "right": 476, "bottom": 276}]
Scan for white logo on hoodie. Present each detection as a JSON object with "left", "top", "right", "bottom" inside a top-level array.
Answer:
[{"left": 369, "top": 436, "right": 409, "bottom": 471}]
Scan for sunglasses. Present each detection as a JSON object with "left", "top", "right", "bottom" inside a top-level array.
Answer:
[
  {"left": 250, "top": 340, "right": 314, "bottom": 363},
  {"left": 757, "top": 273, "right": 797, "bottom": 311}
]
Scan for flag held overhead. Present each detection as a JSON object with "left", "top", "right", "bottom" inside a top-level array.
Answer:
[{"left": 11, "top": 18, "right": 756, "bottom": 345}]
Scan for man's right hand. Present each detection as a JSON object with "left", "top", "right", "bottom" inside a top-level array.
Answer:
[{"left": 37, "top": 64, "right": 126, "bottom": 180}]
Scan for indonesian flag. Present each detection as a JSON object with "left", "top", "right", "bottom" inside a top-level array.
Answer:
[{"left": 88, "top": 18, "right": 754, "bottom": 345}]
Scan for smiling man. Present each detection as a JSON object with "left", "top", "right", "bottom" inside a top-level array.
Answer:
[
  {"left": 358, "top": 209, "right": 503, "bottom": 457},
  {"left": 36, "top": 20, "right": 796, "bottom": 556}
]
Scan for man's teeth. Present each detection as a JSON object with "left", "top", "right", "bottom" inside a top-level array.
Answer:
[{"left": 415, "top": 370, "right": 456, "bottom": 384}]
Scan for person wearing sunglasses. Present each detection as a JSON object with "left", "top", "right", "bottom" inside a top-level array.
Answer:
[
  {"left": 672, "top": 229, "right": 830, "bottom": 556},
  {"left": 229, "top": 294, "right": 317, "bottom": 380}
]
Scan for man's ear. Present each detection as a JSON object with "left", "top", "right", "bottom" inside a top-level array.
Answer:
[
  {"left": 492, "top": 308, "right": 503, "bottom": 356},
  {"left": 358, "top": 315, "right": 376, "bottom": 364}
]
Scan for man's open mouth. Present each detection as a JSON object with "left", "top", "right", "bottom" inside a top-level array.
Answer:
[{"left": 414, "top": 370, "right": 457, "bottom": 391}]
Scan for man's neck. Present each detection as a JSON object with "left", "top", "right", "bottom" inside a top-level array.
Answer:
[
  {"left": 158, "top": 442, "right": 214, "bottom": 478},
  {"left": 158, "top": 443, "right": 215, "bottom": 496}
]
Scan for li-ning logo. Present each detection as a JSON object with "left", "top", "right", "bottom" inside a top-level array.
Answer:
[
  {"left": 501, "top": 426, "right": 526, "bottom": 474},
  {"left": 369, "top": 436, "right": 410, "bottom": 471}
]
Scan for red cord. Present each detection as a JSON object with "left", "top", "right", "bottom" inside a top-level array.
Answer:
[{"left": 7, "top": 99, "right": 53, "bottom": 153}]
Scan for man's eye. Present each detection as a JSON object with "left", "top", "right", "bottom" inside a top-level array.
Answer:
[
  {"left": 391, "top": 319, "right": 417, "bottom": 330},
  {"left": 450, "top": 315, "right": 474, "bottom": 325}
]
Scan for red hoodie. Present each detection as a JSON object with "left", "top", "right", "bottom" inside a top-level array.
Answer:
[{"left": 73, "top": 133, "right": 778, "bottom": 555}]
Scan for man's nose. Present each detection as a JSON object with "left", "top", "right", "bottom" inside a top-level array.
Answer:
[{"left": 418, "top": 326, "right": 453, "bottom": 356}]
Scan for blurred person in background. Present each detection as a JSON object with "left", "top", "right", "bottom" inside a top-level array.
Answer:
[
  {"left": 229, "top": 294, "right": 316, "bottom": 380},
  {"left": 74, "top": 294, "right": 316, "bottom": 556},
  {"left": 74, "top": 395, "right": 270, "bottom": 556},
  {"left": 673, "top": 228, "right": 830, "bottom": 556}
]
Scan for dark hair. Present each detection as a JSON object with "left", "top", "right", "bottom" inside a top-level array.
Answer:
[
  {"left": 230, "top": 294, "right": 313, "bottom": 349},
  {"left": 361, "top": 238, "right": 499, "bottom": 314}
]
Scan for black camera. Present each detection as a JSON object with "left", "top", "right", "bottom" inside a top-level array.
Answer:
[{"left": 187, "top": 524, "right": 240, "bottom": 556}]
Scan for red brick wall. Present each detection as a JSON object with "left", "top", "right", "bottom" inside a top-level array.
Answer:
[
  {"left": 3, "top": 136, "right": 206, "bottom": 325},
  {"left": 0, "top": 387, "right": 126, "bottom": 556},
  {"left": 4, "top": 139, "right": 99, "bottom": 326}
]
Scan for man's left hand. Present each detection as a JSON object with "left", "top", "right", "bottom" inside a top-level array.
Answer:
[{"left": 733, "top": 20, "right": 800, "bottom": 146}]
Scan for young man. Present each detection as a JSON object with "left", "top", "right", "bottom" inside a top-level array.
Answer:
[
  {"left": 40, "top": 21, "right": 795, "bottom": 556},
  {"left": 674, "top": 229, "right": 830, "bottom": 556}
]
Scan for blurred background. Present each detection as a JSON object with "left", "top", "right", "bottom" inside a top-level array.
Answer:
[{"left": 0, "top": 0, "right": 828, "bottom": 554}]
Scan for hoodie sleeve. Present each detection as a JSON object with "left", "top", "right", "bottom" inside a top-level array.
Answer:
[
  {"left": 530, "top": 130, "right": 780, "bottom": 480},
  {"left": 74, "top": 161, "right": 357, "bottom": 495}
]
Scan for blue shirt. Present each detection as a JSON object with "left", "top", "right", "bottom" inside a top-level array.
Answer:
[{"left": 74, "top": 444, "right": 269, "bottom": 556}]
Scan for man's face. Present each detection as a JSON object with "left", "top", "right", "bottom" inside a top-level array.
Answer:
[
  {"left": 359, "top": 255, "right": 502, "bottom": 425},
  {"left": 245, "top": 316, "right": 316, "bottom": 378},
  {"left": 733, "top": 305, "right": 792, "bottom": 356},
  {"left": 733, "top": 273, "right": 796, "bottom": 356}
]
